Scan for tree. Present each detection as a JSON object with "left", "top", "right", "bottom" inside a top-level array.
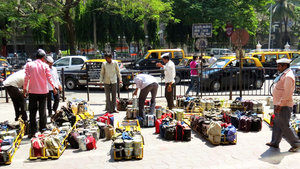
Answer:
[
  {"left": 268, "top": 0, "right": 297, "bottom": 48},
  {"left": 164, "top": 0, "right": 272, "bottom": 46}
]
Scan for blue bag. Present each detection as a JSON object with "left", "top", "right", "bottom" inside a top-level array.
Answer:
[{"left": 226, "top": 125, "right": 236, "bottom": 142}]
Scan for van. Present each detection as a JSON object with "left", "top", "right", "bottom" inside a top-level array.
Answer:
[
  {"left": 205, "top": 48, "right": 233, "bottom": 59},
  {"left": 245, "top": 51, "right": 293, "bottom": 77},
  {"left": 133, "top": 49, "right": 185, "bottom": 70}
]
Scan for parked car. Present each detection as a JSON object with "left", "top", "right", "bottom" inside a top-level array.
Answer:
[
  {"left": 290, "top": 57, "right": 300, "bottom": 92},
  {"left": 53, "top": 56, "right": 88, "bottom": 72},
  {"left": 205, "top": 48, "right": 233, "bottom": 59},
  {"left": 175, "top": 56, "right": 211, "bottom": 84},
  {"left": 245, "top": 51, "right": 293, "bottom": 77},
  {"left": 63, "top": 59, "right": 135, "bottom": 90},
  {"left": 0, "top": 59, "right": 13, "bottom": 85},
  {"left": 201, "top": 56, "right": 265, "bottom": 92},
  {"left": 133, "top": 49, "right": 185, "bottom": 70}
]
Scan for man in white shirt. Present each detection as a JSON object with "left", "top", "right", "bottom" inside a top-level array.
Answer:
[
  {"left": 208, "top": 54, "right": 217, "bottom": 65},
  {"left": 156, "top": 53, "right": 176, "bottom": 109},
  {"left": 3, "top": 69, "right": 27, "bottom": 121},
  {"left": 133, "top": 74, "right": 158, "bottom": 117},
  {"left": 46, "top": 56, "right": 62, "bottom": 116},
  {"left": 100, "top": 53, "right": 122, "bottom": 113}
]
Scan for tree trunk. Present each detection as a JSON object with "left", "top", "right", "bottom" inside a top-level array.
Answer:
[
  {"left": 279, "top": 19, "right": 283, "bottom": 49},
  {"left": 63, "top": 2, "right": 76, "bottom": 55},
  {"left": 283, "top": 16, "right": 290, "bottom": 46}
]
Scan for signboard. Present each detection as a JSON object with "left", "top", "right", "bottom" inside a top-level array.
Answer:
[
  {"left": 195, "top": 38, "right": 207, "bottom": 50},
  {"left": 192, "top": 23, "right": 212, "bottom": 38},
  {"left": 226, "top": 21, "right": 233, "bottom": 37},
  {"left": 86, "top": 62, "right": 102, "bottom": 82}
]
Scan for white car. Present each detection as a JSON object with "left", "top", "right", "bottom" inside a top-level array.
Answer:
[{"left": 53, "top": 56, "right": 88, "bottom": 72}]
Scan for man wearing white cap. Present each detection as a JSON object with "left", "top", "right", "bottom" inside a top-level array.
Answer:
[
  {"left": 23, "top": 49, "right": 57, "bottom": 138},
  {"left": 156, "top": 53, "right": 176, "bottom": 109},
  {"left": 266, "top": 58, "right": 300, "bottom": 152},
  {"left": 46, "top": 56, "right": 62, "bottom": 117}
]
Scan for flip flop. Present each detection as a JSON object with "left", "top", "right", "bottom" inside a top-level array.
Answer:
[{"left": 289, "top": 146, "right": 300, "bottom": 152}]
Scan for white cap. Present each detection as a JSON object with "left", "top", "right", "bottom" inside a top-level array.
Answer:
[
  {"left": 161, "top": 53, "right": 170, "bottom": 58},
  {"left": 26, "top": 58, "right": 32, "bottom": 62},
  {"left": 46, "top": 56, "right": 54, "bottom": 63},
  {"left": 276, "top": 58, "right": 291, "bottom": 64}
]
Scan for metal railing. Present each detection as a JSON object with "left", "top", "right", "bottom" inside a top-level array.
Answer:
[{"left": 58, "top": 67, "right": 300, "bottom": 101}]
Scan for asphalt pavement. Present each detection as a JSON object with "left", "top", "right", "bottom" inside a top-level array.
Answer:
[{"left": 1, "top": 89, "right": 300, "bottom": 169}]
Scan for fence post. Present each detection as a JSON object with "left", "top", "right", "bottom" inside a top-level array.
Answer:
[
  {"left": 4, "top": 68, "right": 8, "bottom": 103},
  {"left": 86, "top": 64, "right": 90, "bottom": 102},
  {"left": 61, "top": 68, "right": 65, "bottom": 102},
  {"left": 229, "top": 66, "right": 233, "bottom": 100}
]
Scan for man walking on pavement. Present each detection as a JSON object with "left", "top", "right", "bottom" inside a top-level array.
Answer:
[
  {"left": 156, "top": 53, "right": 176, "bottom": 110},
  {"left": 23, "top": 49, "right": 57, "bottom": 138},
  {"left": 46, "top": 56, "right": 62, "bottom": 117},
  {"left": 132, "top": 74, "right": 158, "bottom": 117},
  {"left": 208, "top": 53, "right": 217, "bottom": 65},
  {"left": 266, "top": 58, "right": 300, "bottom": 152},
  {"left": 100, "top": 53, "right": 122, "bottom": 113},
  {"left": 3, "top": 69, "right": 27, "bottom": 121}
]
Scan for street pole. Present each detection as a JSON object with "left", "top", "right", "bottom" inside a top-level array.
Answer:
[
  {"left": 268, "top": 4, "right": 272, "bottom": 49},
  {"left": 93, "top": 13, "right": 97, "bottom": 58}
]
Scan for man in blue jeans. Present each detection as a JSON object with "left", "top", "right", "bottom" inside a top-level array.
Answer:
[{"left": 185, "top": 55, "right": 199, "bottom": 96}]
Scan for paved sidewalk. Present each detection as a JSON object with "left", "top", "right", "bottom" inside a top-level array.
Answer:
[{"left": 1, "top": 93, "right": 300, "bottom": 169}]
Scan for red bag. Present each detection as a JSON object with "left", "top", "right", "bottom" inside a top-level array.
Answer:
[
  {"left": 31, "top": 138, "right": 44, "bottom": 157},
  {"left": 223, "top": 113, "right": 231, "bottom": 123},
  {"left": 86, "top": 136, "right": 97, "bottom": 150},
  {"left": 220, "top": 123, "right": 232, "bottom": 128},
  {"left": 103, "top": 113, "right": 114, "bottom": 127},
  {"left": 161, "top": 113, "right": 173, "bottom": 119},
  {"left": 97, "top": 116, "right": 110, "bottom": 124},
  {"left": 155, "top": 119, "right": 162, "bottom": 134},
  {"left": 144, "top": 100, "right": 151, "bottom": 106}
]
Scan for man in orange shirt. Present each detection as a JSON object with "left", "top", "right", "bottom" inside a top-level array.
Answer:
[{"left": 266, "top": 58, "right": 300, "bottom": 152}]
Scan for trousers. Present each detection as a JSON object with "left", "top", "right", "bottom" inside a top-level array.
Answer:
[
  {"left": 165, "top": 83, "right": 175, "bottom": 109},
  {"left": 104, "top": 83, "right": 117, "bottom": 113},
  {"left": 138, "top": 83, "right": 158, "bottom": 117},
  {"left": 5, "top": 86, "right": 27, "bottom": 121},
  {"left": 29, "top": 93, "right": 47, "bottom": 134},
  {"left": 47, "top": 90, "right": 60, "bottom": 116},
  {"left": 271, "top": 106, "right": 300, "bottom": 147}
]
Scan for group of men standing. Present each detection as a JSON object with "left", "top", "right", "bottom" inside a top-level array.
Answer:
[{"left": 3, "top": 49, "right": 61, "bottom": 138}]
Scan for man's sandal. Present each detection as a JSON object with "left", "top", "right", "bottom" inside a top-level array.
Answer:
[
  {"left": 288, "top": 146, "right": 300, "bottom": 152},
  {"left": 266, "top": 142, "right": 279, "bottom": 148}
]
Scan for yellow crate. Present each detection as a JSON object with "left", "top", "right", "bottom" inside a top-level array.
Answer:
[
  {"left": 113, "top": 144, "right": 144, "bottom": 160},
  {"left": 263, "top": 112, "right": 272, "bottom": 126},
  {"left": 0, "top": 124, "right": 25, "bottom": 165}
]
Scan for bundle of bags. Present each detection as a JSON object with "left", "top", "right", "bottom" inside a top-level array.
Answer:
[
  {"left": 30, "top": 126, "right": 69, "bottom": 157},
  {"left": 190, "top": 114, "right": 237, "bottom": 144},
  {"left": 112, "top": 129, "right": 143, "bottom": 159},
  {"left": 0, "top": 120, "right": 23, "bottom": 162}
]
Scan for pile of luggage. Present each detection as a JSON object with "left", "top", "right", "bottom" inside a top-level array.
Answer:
[
  {"left": 155, "top": 113, "right": 191, "bottom": 141},
  {"left": 30, "top": 106, "right": 77, "bottom": 159},
  {"left": 223, "top": 110, "right": 262, "bottom": 132},
  {"left": 230, "top": 99, "right": 264, "bottom": 113},
  {"left": 0, "top": 120, "right": 25, "bottom": 164},
  {"left": 190, "top": 113, "right": 237, "bottom": 145},
  {"left": 112, "top": 120, "right": 144, "bottom": 160},
  {"left": 176, "top": 96, "right": 221, "bottom": 112}
]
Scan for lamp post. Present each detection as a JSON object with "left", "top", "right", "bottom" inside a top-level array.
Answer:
[{"left": 268, "top": 4, "right": 272, "bottom": 49}]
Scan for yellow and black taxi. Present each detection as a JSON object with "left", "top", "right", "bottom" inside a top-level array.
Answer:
[
  {"left": 0, "top": 58, "right": 12, "bottom": 78},
  {"left": 133, "top": 49, "right": 185, "bottom": 70},
  {"left": 175, "top": 55, "right": 211, "bottom": 84},
  {"left": 201, "top": 56, "right": 265, "bottom": 92},
  {"left": 63, "top": 59, "right": 134, "bottom": 90},
  {"left": 245, "top": 51, "right": 296, "bottom": 77}
]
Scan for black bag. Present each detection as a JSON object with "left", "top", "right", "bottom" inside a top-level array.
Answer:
[
  {"left": 183, "top": 127, "right": 191, "bottom": 141},
  {"left": 117, "top": 98, "right": 129, "bottom": 111},
  {"left": 251, "top": 116, "right": 262, "bottom": 131},
  {"left": 164, "top": 126, "right": 176, "bottom": 140},
  {"left": 175, "top": 122, "right": 183, "bottom": 141},
  {"left": 97, "top": 122, "right": 107, "bottom": 139},
  {"left": 68, "top": 131, "right": 80, "bottom": 148}
]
